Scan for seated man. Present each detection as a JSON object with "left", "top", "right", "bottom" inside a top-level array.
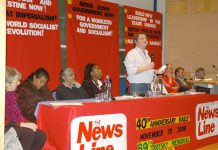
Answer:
[
  {"left": 195, "top": 67, "right": 205, "bottom": 79},
  {"left": 175, "top": 67, "right": 191, "bottom": 92},
  {"left": 194, "top": 67, "right": 210, "bottom": 93},
  {"left": 56, "top": 68, "right": 88, "bottom": 100}
]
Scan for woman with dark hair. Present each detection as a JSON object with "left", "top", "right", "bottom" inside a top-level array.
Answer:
[
  {"left": 16, "top": 68, "right": 54, "bottom": 123},
  {"left": 82, "top": 63, "right": 104, "bottom": 98},
  {"left": 56, "top": 67, "right": 88, "bottom": 100}
]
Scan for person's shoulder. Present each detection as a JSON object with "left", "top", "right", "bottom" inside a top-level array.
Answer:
[
  {"left": 175, "top": 78, "right": 182, "bottom": 84},
  {"left": 17, "top": 80, "right": 32, "bottom": 92},
  {"left": 56, "top": 84, "right": 65, "bottom": 91},
  {"left": 126, "top": 48, "right": 137, "bottom": 55},
  {"left": 82, "top": 79, "right": 93, "bottom": 87},
  {"left": 6, "top": 91, "right": 15, "bottom": 96},
  {"left": 125, "top": 48, "right": 138, "bottom": 60},
  {"left": 82, "top": 79, "right": 92, "bottom": 84},
  {"left": 5, "top": 91, "right": 16, "bottom": 101},
  {"left": 162, "top": 75, "right": 168, "bottom": 80},
  {"left": 20, "top": 80, "right": 32, "bottom": 87},
  {"left": 16, "top": 81, "right": 35, "bottom": 99},
  {"left": 175, "top": 77, "right": 180, "bottom": 82},
  {"left": 57, "top": 83, "right": 65, "bottom": 88}
]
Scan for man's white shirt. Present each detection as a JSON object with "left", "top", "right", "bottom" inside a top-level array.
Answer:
[{"left": 124, "top": 47, "right": 154, "bottom": 83}]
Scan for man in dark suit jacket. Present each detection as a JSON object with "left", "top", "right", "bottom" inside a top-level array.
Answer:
[{"left": 175, "top": 67, "right": 191, "bottom": 92}]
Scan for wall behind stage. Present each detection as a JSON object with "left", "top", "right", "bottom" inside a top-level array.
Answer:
[{"left": 166, "top": 12, "right": 218, "bottom": 77}]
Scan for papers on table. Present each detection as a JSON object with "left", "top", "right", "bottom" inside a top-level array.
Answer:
[
  {"left": 158, "top": 65, "right": 167, "bottom": 72},
  {"left": 34, "top": 99, "right": 97, "bottom": 118},
  {"left": 114, "top": 92, "right": 206, "bottom": 100},
  {"left": 48, "top": 102, "right": 83, "bottom": 106},
  {"left": 114, "top": 95, "right": 143, "bottom": 100},
  {"left": 46, "top": 98, "right": 97, "bottom": 106},
  {"left": 166, "top": 91, "right": 205, "bottom": 97}
]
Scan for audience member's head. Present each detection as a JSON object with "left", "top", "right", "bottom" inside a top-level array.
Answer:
[
  {"left": 165, "top": 64, "right": 174, "bottom": 76},
  {"left": 133, "top": 32, "right": 148, "bottom": 49},
  {"left": 84, "top": 63, "right": 102, "bottom": 81},
  {"left": 60, "top": 68, "right": 75, "bottom": 84},
  {"left": 6, "top": 67, "right": 22, "bottom": 91},
  {"left": 195, "top": 67, "right": 205, "bottom": 79},
  {"left": 27, "top": 68, "right": 49, "bottom": 89},
  {"left": 175, "top": 67, "right": 185, "bottom": 79}
]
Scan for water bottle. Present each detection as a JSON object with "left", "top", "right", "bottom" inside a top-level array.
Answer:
[
  {"left": 104, "top": 76, "right": 112, "bottom": 101},
  {"left": 151, "top": 75, "right": 161, "bottom": 96}
]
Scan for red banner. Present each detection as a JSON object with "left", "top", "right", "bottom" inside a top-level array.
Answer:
[
  {"left": 66, "top": 0, "right": 120, "bottom": 95},
  {"left": 124, "top": 6, "right": 162, "bottom": 68},
  {"left": 37, "top": 94, "right": 218, "bottom": 150},
  {"left": 6, "top": 0, "right": 61, "bottom": 90}
]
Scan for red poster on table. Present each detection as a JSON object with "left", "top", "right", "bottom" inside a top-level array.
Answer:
[
  {"left": 124, "top": 6, "right": 162, "bottom": 68},
  {"left": 6, "top": 0, "right": 61, "bottom": 90},
  {"left": 66, "top": 0, "right": 120, "bottom": 95}
]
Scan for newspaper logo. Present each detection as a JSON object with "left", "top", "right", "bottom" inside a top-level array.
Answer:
[
  {"left": 71, "top": 114, "right": 127, "bottom": 150},
  {"left": 196, "top": 101, "right": 218, "bottom": 140}
]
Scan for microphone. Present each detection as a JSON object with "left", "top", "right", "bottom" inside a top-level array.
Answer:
[
  {"left": 212, "top": 64, "right": 218, "bottom": 71},
  {"left": 151, "top": 54, "right": 154, "bottom": 62}
]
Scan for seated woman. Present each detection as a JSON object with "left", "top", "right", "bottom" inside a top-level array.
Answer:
[
  {"left": 56, "top": 68, "right": 88, "bottom": 100},
  {"left": 82, "top": 63, "right": 104, "bottom": 98},
  {"left": 162, "top": 64, "right": 180, "bottom": 93},
  {"left": 16, "top": 68, "right": 54, "bottom": 123},
  {"left": 5, "top": 67, "right": 46, "bottom": 150}
]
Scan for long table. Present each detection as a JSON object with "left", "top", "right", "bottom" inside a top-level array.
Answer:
[
  {"left": 189, "top": 79, "right": 218, "bottom": 94},
  {"left": 37, "top": 94, "right": 218, "bottom": 150}
]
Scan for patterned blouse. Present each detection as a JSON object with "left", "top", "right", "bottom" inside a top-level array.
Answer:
[{"left": 5, "top": 91, "right": 23, "bottom": 124}]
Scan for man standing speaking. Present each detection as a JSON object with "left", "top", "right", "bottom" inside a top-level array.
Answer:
[{"left": 124, "top": 32, "right": 162, "bottom": 95}]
